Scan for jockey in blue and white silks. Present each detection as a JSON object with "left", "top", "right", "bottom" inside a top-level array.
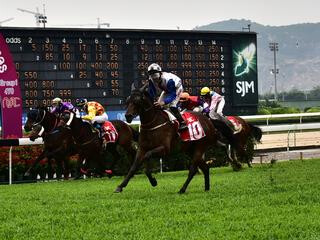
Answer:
[
  {"left": 148, "top": 72, "right": 183, "bottom": 107},
  {"left": 147, "top": 63, "right": 187, "bottom": 130}
]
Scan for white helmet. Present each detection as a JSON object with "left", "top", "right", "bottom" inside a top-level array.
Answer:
[
  {"left": 147, "top": 63, "right": 162, "bottom": 75},
  {"left": 52, "top": 97, "right": 62, "bottom": 105}
]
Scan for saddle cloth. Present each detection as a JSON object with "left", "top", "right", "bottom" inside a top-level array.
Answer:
[
  {"left": 226, "top": 116, "right": 242, "bottom": 133},
  {"left": 180, "top": 112, "right": 206, "bottom": 141},
  {"left": 101, "top": 121, "right": 118, "bottom": 143}
]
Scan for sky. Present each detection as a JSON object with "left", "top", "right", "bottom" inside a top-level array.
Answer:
[{"left": 1, "top": 0, "right": 320, "bottom": 30}]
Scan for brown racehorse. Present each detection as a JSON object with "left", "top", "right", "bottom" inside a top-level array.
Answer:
[
  {"left": 24, "top": 107, "right": 139, "bottom": 178},
  {"left": 230, "top": 116, "right": 262, "bottom": 167},
  {"left": 210, "top": 115, "right": 262, "bottom": 169},
  {"left": 65, "top": 115, "right": 139, "bottom": 177},
  {"left": 24, "top": 107, "right": 77, "bottom": 179},
  {"left": 114, "top": 88, "right": 221, "bottom": 194}
]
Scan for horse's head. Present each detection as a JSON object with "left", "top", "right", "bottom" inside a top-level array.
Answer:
[
  {"left": 24, "top": 107, "right": 47, "bottom": 132},
  {"left": 125, "top": 87, "right": 153, "bottom": 123}
]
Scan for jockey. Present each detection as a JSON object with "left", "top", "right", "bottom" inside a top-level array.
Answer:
[
  {"left": 200, "top": 86, "right": 236, "bottom": 133},
  {"left": 76, "top": 98, "right": 108, "bottom": 136},
  {"left": 51, "top": 97, "right": 76, "bottom": 127},
  {"left": 147, "top": 63, "right": 187, "bottom": 131},
  {"left": 178, "top": 92, "right": 204, "bottom": 112}
]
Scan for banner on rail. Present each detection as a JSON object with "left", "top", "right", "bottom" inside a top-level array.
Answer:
[{"left": 0, "top": 33, "right": 22, "bottom": 138}]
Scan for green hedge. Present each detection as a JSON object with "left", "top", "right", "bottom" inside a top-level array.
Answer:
[
  {"left": 0, "top": 142, "right": 234, "bottom": 183},
  {"left": 306, "top": 106, "right": 320, "bottom": 113},
  {"left": 258, "top": 107, "right": 300, "bottom": 114}
]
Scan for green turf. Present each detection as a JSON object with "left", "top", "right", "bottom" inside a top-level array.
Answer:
[{"left": 1, "top": 160, "right": 320, "bottom": 240}]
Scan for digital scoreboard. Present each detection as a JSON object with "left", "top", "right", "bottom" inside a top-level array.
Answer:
[{"left": 0, "top": 27, "right": 258, "bottom": 115}]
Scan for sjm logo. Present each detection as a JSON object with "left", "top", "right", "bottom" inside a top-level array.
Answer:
[{"left": 236, "top": 81, "right": 255, "bottom": 97}]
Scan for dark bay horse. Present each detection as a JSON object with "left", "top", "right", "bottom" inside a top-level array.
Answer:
[
  {"left": 24, "top": 107, "right": 78, "bottom": 179},
  {"left": 211, "top": 116, "right": 262, "bottom": 169},
  {"left": 65, "top": 115, "right": 139, "bottom": 176},
  {"left": 230, "top": 116, "right": 262, "bottom": 167},
  {"left": 115, "top": 88, "right": 220, "bottom": 194}
]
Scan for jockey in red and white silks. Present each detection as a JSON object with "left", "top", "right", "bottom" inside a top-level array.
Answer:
[{"left": 200, "top": 87, "right": 225, "bottom": 116}]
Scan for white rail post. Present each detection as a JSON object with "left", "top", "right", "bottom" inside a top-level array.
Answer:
[
  {"left": 159, "top": 158, "right": 163, "bottom": 173},
  {"left": 9, "top": 146, "right": 13, "bottom": 185},
  {"left": 287, "top": 130, "right": 290, "bottom": 152}
]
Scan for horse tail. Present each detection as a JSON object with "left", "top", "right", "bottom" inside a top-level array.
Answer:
[
  {"left": 248, "top": 123, "right": 262, "bottom": 143},
  {"left": 129, "top": 125, "right": 140, "bottom": 142}
]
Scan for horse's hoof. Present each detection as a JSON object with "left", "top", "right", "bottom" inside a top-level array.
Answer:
[
  {"left": 105, "top": 170, "right": 113, "bottom": 179},
  {"left": 114, "top": 186, "right": 123, "bottom": 193},
  {"left": 232, "top": 164, "right": 242, "bottom": 171},
  {"left": 150, "top": 178, "right": 157, "bottom": 187},
  {"left": 178, "top": 189, "right": 185, "bottom": 194}
]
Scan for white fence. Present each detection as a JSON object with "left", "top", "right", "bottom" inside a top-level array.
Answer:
[{"left": 241, "top": 112, "right": 320, "bottom": 125}]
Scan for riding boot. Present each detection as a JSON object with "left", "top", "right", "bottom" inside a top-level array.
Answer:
[
  {"left": 217, "top": 113, "right": 237, "bottom": 133},
  {"left": 209, "top": 112, "right": 236, "bottom": 146},
  {"left": 170, "top": 107, "right": 188, "bottom": 131}
]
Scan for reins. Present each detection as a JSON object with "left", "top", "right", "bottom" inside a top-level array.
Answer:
[
  {"left": 139, "top": 99, "right": 170, "bottom": 131},
  {"left": 32, "top": 109, "right": 59, "bottom": 136},
  {"left": 140, "top": 121, "right": 169, "bottom": 131},
  {"left": 32, "top": 109, "right": 46, "bottom": 127}
]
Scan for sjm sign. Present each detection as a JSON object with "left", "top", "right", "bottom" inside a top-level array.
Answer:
[{"left": 235, "top": 81, "right": 255, "bottom": 97}]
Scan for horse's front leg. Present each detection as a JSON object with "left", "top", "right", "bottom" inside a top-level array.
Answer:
[
  {"left": 230, "top": 147, "right": 242, "bottom": 171},
  {"left": 74, "top": 154, "right": 85, "bottom": 179},
  {"left": 143, "top": 146, "right": 166, "bottom": 187},
  {"left": 24, "top": 151, "right": 46, "bottom": 177},
  {"left": 114, "top": 150, "right": 145, "bottom": 193}
]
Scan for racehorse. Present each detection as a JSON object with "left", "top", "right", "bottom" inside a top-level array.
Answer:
[
  {"left": 114, "top": 87, "right": 222, "bottom": 194},
  {"left": 24, "top": 107, "right": 78, "bottom": 179},
  {"left": 25, "top": 107, "right": 139, "bottom": 178},
  {"left": 230, "top": 116, "right": 262, "bottom": 167},
  {"left": 210, "top": 115, "right": 262, "bottom": 168},
  {"left": 64, "top": 114, "right": 139, "bottom": 177}
]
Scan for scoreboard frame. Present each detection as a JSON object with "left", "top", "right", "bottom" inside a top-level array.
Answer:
[{"left": 0, "top": 27, "right": 258, "bottom": 116}]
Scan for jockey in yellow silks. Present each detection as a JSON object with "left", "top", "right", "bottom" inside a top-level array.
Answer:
[{"left": 77, "top": 98, "right": 108, "bottom": 136}]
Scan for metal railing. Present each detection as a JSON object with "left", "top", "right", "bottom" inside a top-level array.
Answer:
[{"left": 241, "top": 112, "right": 320, "bottom": 125}]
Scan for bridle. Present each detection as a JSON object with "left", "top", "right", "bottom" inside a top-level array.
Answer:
[
  {"left": 131, "top": 93, "right": 169, "bottom": 131},
  {"left": 30, "top": 108, "right": 58, "bottom": 134},
  {"left": 31, "top": 109, "right": 46, "bottom": 127}
]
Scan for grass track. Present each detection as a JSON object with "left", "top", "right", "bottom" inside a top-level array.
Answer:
[{"left": 1, "top": 160, "right": 320, "bottom": 240}]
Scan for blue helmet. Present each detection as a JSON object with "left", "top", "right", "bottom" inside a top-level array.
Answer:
[{"left": 77, "top": 98, "right": 87, "bottom": 107}]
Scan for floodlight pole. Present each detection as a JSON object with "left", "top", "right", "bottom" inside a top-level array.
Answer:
[{"left": 269, "top": 42, "right": 279, "bottom": 101}]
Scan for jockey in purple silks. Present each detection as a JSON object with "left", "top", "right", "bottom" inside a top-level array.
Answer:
[{"left": 51, "top": 97, "right": 77, "bottom": 127}]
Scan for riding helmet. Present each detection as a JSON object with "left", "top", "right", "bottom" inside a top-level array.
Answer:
[
  {"left": 52, "top": 97, "right": 62, "bottom": 105},
  {"left": 77, "top": 98, "right": 88, "bottom": 107},
  {"left": 200, "top": 87, "right": 211, "bottom": 96},
  {"left": 147, "top": 63, "right": 162, "bottom": 75}
]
